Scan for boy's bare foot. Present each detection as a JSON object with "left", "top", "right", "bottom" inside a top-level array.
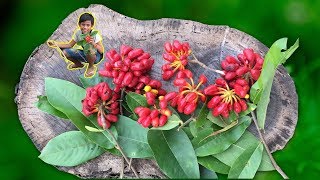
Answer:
[
  {"left": 85, "top": 65, "right": 97, "bottom": 78},
  {"left": 67, "top": 63, "right": 84, "bottom": 70}
]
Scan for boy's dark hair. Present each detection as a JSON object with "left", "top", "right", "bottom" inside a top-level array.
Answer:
[{"left": 79, "top": 13, "right": 94, "bottom": 26}]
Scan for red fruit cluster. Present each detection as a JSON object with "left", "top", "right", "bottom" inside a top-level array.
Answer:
[
  {"left": 162, "top": 40, "right": 192, "bottom": 80},
  {"left": 221, "top": 48, "right": 264, "bottom": 85},
  {"left": 160, "top": 70, "right": 207, "bottom": 115},
  {"left": 204, "top": 78, "right": 248, "bottom": 118},
  {"left": 99, "top": 45, "right": 155, "bottom": 92},
  {"left": 82, "top": 82, "right": 120, "bottom": 129},
  {"left": 85, "top": 35, "right": 91, "bottom": 43},
  {"left": 142, "top": 80, "right": 167, "bottom": 106},
  {"left": 134, "top": 107, "right": 172, "bottom": 128}
]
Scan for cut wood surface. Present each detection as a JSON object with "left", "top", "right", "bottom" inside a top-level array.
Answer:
[{"left": 15, "top": 4, "right": 298, "bottom": 179}]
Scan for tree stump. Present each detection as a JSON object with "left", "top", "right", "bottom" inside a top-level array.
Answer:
[{"left": 15, "top": 4, "right": 298, "bottom": 179}]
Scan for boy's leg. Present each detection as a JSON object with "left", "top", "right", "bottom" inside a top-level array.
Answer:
[
  {"left": 62, "top": 49, "right": 84, "bottom": 68},
  {"left": 85, "top": 53, "right": 97, "bottom": 77}
]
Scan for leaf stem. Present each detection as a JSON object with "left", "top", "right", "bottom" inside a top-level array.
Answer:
[
  {"left": 106, "top": 128, "right": 140, "bottom": 178},
  {"left": 177, "top": 115, "right": 195, "bottom": 131},
  {"left": 190, "top": 53, "right": 225, "bottom": 75},
  {"left": 250, "top": 111, "right": 288, "bottom": 179}
]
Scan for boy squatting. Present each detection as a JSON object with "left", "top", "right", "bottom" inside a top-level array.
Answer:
[{"left": 48, "top": 12, "right": 104, "bottom": 78}]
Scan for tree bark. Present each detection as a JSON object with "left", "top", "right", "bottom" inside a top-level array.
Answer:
[{"left": 15, "top": 4, "right": 298, "bottom": 179}]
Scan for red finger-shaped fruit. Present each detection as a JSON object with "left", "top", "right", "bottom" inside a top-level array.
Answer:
[
  {"left": 106, "top": 49, "right": 117, "bottom": 62},
  {"left": 128, "top": 48, "right": 143, "bottom": 59},
  {"left": 237, "top": 54, "right": 247, "bottom": 64},
  {"left": 183, "top": 69, "right": 193, "bottom": 78},
  {"left": 184, "top": 92, "right": 197, "bottom": 103},
  {"left": 133, "top": 70, "right": 142, "bottom": 77},
  {"left": 150, "top": 110, "right": 159, "bottom": 119},
  {"left": 139, "top": 76, "right": 151, "bottom": 84},
  {"left": 134, "top": 107, "right": 145, "bottom": 114},
  {"left": 151, "top": 117, "right": 159, "bottom": 127},
  {"left": 146, "top": 92, "right": 156, "bottom": 105},
  {"left": 111, "top": 70, "right": 119, "bottom": 78},
  {"left": 141, "top": 116, "right": 152, "bottom": 128},
  {"left": 235, "top": 78, "right": 248, "bottom": 86},
  {"left": 221, "top": 61, "right": 229, "bottom": 70},
  {"left": 164, "top": 42, "right": 173, "bottom": 52},
  {"left": 239, "top": 99, "right": 248, "bottom": 111},
  {"left": 170, "top": 96, "right": 179, "bottom": 107},
  {"left": 177, "top": 98, "right": 187, "bottom": 113},
  {"left": 213, "top": 102, "right": 228, "bottom": 116},
  {"left": 251, "top": 69, "right": 261, "bottom": 81},
  {"left": 159, "top": 100, "right": 168, "bottom": 109},
  {"left": 130, "top": 62, "right": 145, "bottom": 71},
  {"left": 204, "top": 85, "right": 218, "bottom": 95},
  {"left": 110, "top": 108, "right": 119, "bottom": 115},
  {"left": 137, "top": 52, "right": 151, "bottom": 60},
  {"left": 106, "top": 114, "right": 118, "bottom": 122},
  {"left": 159, "top": 115, "right": 168, "bottom": 126},
  {"left": 137, "top": 108, "right": 151, "bottom": 117},
  {"left": 184, "top": 103, "right": 197, "bottom": 115},
  {"left": 226, "top": 56, "right": 238, "bottom": 64},
  {"left": 215, "top": 78, "right": 227, "bottom": 86},
  {"left": 99, "top": 70, "right": 113, "bottom": 78},
  {"left": 199, "top": 74, "right": 207, "bottom": 84},
  {"left": 174, "top": 78, "right": 187, "bottom": 87},
  {"left": 163, "top": 53, "right": 176, "bottom": 62},
  {"left": 176, "top": 71, "right": 186, "bottom": 78},
  {"left": 136, "top": 82, "right": 145, "bottom": 90},
  {"left": 164, "top": 92, "right": 178, "bottom": 101},
  {"left": 234, "top": 84, "right": 247, "bottom": 98},
  {"left": 236, "top": 66, "right": 249, "bottom": 76},
  {"left": 160, "top": 108, "right": 172, "bottom": 117},
  {"left": 123, "top": 72, "right": 133, "bottom": 86},
  {"left": 112, "top": 54, "right": 121, "bottom": 62},
  {"left": 120, "top": 45, "right": 133, "bottom": 56},
  {"left": 233, "top": 101, "right": 242, "bottom": 113},
  {"left": 158, "top": 88, "right": 167, "bottom": 96},
  {"left": 162, "top": 70, "right": 174, "bottom": 80},
  {"left": 221, "top": 109, "right": 230, "bottom": 118},
  {"left": 243, "top": 48, "right": 255, "bottom": 63},
  {"left": 148, "top": 79, "right": 162, "bottom": 89},
  {"left": 128, "top": 76, "right": 139, "bottom": 88},
  {"left": 173, "top": 40, "right": 182, "bottom": 51},
  {"left": 162, "top": 64, "right": 172, "bottom": 71},
  {"left": 225, "top": 71, "right": 237, "bottom": 80},
  {"left": 207, "top": 96, "right": 222, "bottom": 108}
]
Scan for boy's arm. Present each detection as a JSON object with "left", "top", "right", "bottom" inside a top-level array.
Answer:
[{"left": 92, "top": 41, "right": 104, "bottom": 54}]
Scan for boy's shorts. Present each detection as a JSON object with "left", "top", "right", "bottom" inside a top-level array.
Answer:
[{"left": 63, "top": 48, "right": 102, "bottom": 64}]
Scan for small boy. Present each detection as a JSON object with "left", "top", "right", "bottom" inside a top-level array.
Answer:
[{"left": 48, "top": 12, "right": 104, "bottom": 78}]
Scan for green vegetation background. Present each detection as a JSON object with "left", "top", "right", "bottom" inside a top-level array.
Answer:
[{"left": 1, "top": 0, "right": 319, "bottom": 179}]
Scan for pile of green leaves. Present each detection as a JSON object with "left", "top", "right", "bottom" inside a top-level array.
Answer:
[{"left": 35, "top": 38, "right": 298, "bottom": 179}]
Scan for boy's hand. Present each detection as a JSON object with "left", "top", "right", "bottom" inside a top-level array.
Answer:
[{"left": 47, "top": 40, "right": 57, "bottom": 48}]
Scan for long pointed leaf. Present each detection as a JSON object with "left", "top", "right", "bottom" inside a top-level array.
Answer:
[
  {"left": 35, "top": 95, "right": 68, "bottom": 119},
  {"left": 228, "top": 142, "right": 263, "bottom": 178},
  {"left": 192, "top": 116, "right": 251, "bottom": 157},
  {"left": 39, "top": 131, "right": 104, "bottom": 166},
  {"left": 250, "top": 38, "right": 299, "bottom": 129},
  {"left": 148, "top": 129, "right": 200, "bottom": 178}
]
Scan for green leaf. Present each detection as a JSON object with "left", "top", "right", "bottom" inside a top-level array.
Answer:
[
  {"left": 199, "top": 165, "right": 218, "bottom": 179},
  {"left": 76, "top": 40, "right": 85, "bottom": 47},
  {"left": 90, "top": 30, "right": 98, "bottom": 36},
  {"left": 151, "top": 114, "right": 183, "bottom": 130},
  {"left": 39, "top": 131, "right": 104, "bottom": 166},
  {"left": 213, "top": 131, "right": 274, "bottom": 171},
  {"left": 114, "top": 115, "right": 153, "bottom": 158},
  {"left": 35, "top": 95, "right": 68, "bottom": 119},
  {"left": 45, "top": 77, "right": 116, "bottom": 149},
  {"left": 148, "top": 129, "right": 200, "bottom": 178},
  {"left": 207, "top": 112, "right": 231, "bottom": 127},
  {"left": 195, "top": 103, "right": 210, "bottom": 128},
  {"left": 189, "top": 120, "right": 213, "bottom": 138},
  {"left": 228, "top": 142, "right": 263, "bottom": 178},
  {"left": 79, "top": 74, "right": 114, "bottom": 89},
  {"left": 125, "top": 92, "right": 148, "bottom": 113},
  {"left": 250, "top": 38, "right": 299, "bottom": 129},
  {"left": 85, "top": 126, "right": 105, "bottom": 132},
  {"left": 192, "top": 116, "right": 251, "bottom": 157},
  {"left": 198, "top": 156, "right": 230, "bottom": 174}
]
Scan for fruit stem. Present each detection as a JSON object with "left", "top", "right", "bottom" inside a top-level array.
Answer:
[
  {"left": 177, "top": 115, "right": 195, "bottom": 131},
  {"left": 250, "top": 111, "right": 288, "bottom": 179},
  {"left": 190, "top": 53, "right": 225, "bottom": 75}
]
